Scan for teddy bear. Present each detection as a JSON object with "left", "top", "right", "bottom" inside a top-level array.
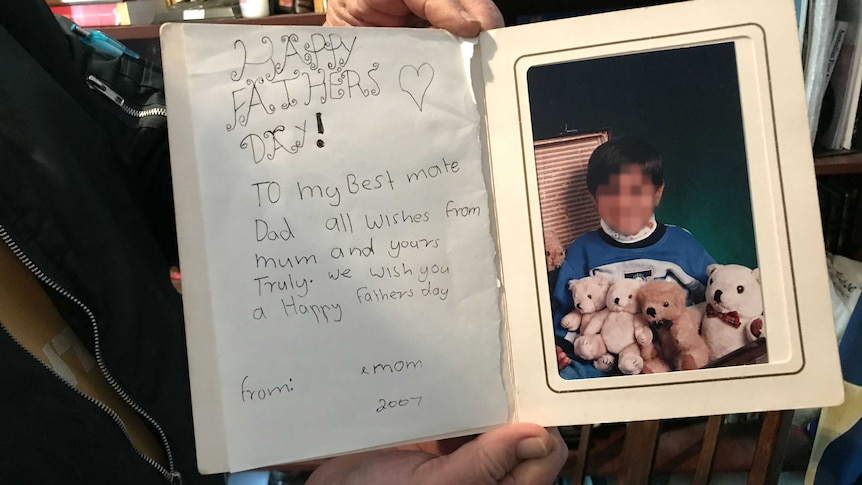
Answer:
[
  {"left": 573, "top": 278, "right": 655, "bottom": 374},
  {"left": 640, "top": 344, "right": 672, "bottom": 374},
  {"left": 700, "top": 263, "right": 765, "bottom": 362},
  {"left": 559, "top": 274, "right": 612, "bottom": 335},
  {"left": 637, "top": 280, "right": 710, "bottom": 371},
  {"left": 543, "top": 229, "right": 565, "bottom": 271}
]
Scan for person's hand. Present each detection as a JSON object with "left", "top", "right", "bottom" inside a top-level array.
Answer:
[
  {"left": 324, "top": 0, "right": 504, "bottom": 37},
  {"left": 556, "top": 345, "right": 571, "bottom": 371},
  {"left": 169, "top": 266, "right": 182, "bottom": 294},
  {"left": 307, "top": 423, "right": 568, "bottom": 484}
]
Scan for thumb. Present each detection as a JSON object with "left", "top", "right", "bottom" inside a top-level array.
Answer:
[
  {"left": 404, "top": 0, "right": 483, "bottom": 37},
  {"left": 460, "top": 0, "right": 504, "bottom": 31},
  {"left": 417, "top": 424, "right": 567, "bottom": 484}
]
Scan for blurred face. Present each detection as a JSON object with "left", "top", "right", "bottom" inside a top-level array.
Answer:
[{"left": 592, "top": 164, "right": 664, "bottom": 236}]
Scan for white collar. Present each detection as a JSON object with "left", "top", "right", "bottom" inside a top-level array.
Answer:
[{"left": 600, "top": 216, "right": 658, "bottom": 244}]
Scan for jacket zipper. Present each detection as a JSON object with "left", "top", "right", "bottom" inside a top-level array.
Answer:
[
  {"left": 86, "top": 74, "right": 168, "bottom": 119},
  {"left": 0, "top": 225, "right": 181, "bottom": 484}
]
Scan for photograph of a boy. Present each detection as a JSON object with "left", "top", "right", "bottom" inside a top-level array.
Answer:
[
  {"left": 526, "top": 42, "right": 764, "bottom": 380},
  {"left": 551, "top": 137, "right": 715, "bottom": 379}
]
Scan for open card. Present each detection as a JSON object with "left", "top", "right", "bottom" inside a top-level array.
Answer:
[{"left": 160, "top": 0, "right": 843, "bottom": 473}]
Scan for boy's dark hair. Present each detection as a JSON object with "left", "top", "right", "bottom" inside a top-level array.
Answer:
[{"left": 585, "top": 137, "right": 664, "bottom": 196}]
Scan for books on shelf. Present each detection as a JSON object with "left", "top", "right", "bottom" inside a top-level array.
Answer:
[
  {"left": 824, "top": 20, "right": 849, "bottom": 87},
  {"left": 798, "top": 0, "right": 810, "bottom": 48},
  {"left": 803, "top": 0, "right": 839, "bottom": 144},
  {"left": 818, "top": 175, "right": 862, "bottom": 256},
  {"left": 818, "top": 0, "right": 862, "bottom": 150}
]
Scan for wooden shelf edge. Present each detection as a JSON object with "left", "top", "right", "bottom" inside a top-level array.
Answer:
[
  {"left": 814, "top": 151, "right": 862, "bottom": 176},
  {"left": 100, "top": 12, "right": 326, "bottom": 40}
]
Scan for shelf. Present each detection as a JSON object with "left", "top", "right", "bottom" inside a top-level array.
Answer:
[
  {"left": 814, "top": 151, "right": 862, "bottom": 176},
  {"left": 99, "top": 12, "right": 326, "bottom": 40}
]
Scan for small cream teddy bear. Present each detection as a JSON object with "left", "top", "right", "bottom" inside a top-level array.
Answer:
[
  {"left": 573, "top": 278, "right": 653, "bottom": 374},
  {"left": 559, "top": 274, "right": 612, "bottom": 335}
]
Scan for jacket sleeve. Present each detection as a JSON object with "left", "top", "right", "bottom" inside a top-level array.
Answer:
[
  {"left": 692, "top": 238, "right": 717, "bottom": 286},
  {"left": 686, "top": 236, "right": 717, "bottom": 304}
]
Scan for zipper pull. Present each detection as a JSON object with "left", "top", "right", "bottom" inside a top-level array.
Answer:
[
  {"left": 86, "top": 75, "right": 126, "bottom": 108},
  {"left": 169, "top": 471, "right": 183, "bottom": 484},
  {"left": 71, "top": 23, "right": 140, "bottom": 60}
]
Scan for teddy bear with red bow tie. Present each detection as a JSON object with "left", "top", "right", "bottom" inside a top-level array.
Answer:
[{"left": 701, "top": 263, "right": 765, "bottom": 361}]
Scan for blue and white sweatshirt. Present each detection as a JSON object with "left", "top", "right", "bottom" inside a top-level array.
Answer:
[{"left": 552, "top": 223, "right": 715, "bottom": 341}]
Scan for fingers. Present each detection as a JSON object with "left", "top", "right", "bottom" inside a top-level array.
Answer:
[
  {"left": 307, "top": 449, "right": 435, "bottom": 485},
  {"left": 325, "top": 0, "right": 380, "bottom": 27},
  {"left": 416, "top": 423, "right": 567, "bottom": 484},
  {"left": 169, "top": 266, "right": 182, "bottom": 294},
  {"left": 504, "top": 427, "right": 568, "bottom": 485},
  {"left": 326, "top": 0, "right": 503, "bottom": 36},
  {"left": 558, "top": 352, "right": 571, "bottom": 370},
  {"left": 412, "top": 434, "right": 476, "bottom": 455},
  {"left": 459, "top": 0, "right": 504, "bottom": 31},
  {"left": 556, "top": 345, "right": 571, "bottom": 370},
  {"left": 403, "top": 0, "right": 482, "bottom": 37},
  {"left": 307, "top": 425, "right": 567, "bottom": 484},
  {"left": 327, "top": 0, "right": 412, "bottom": 28}
]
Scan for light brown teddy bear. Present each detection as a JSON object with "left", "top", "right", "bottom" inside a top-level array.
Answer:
[
  {"left": 544, "top": 229, "right": 565, "bottom": 271},
  {"left": 573, "top": 278, "right": 653, "bottom": 374},
  {"left": 641, "top": 344, "right": 672, "bottom": 374},
  {"left": 637, "top": 280, "right": 710, "bottom": 371}
]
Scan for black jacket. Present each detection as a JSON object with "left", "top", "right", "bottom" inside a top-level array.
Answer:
[{"left": 0, "top": 2, "right": 219, "bottom": 483}]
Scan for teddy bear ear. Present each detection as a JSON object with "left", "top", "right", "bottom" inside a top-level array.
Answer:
[
  {"left": 567, "top": 279, "right": 578, "bottom": 292},
  {"left": 596, "top": 273, "right": 612, "bottom": 288},
  {"left": 752, "top": 268, "right": 761, "bottom": 284},
  {"left": 707, "top": 263, "right": 720, "bottom": 276}
]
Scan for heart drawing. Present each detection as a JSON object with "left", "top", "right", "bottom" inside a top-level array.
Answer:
[{"left": 399, "top": 63, "right": 435, "bottom": 112}]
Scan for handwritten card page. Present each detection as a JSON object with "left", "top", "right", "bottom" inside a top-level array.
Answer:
[{"left": 162, "top": 23, "right": 509, "bottom": 472}]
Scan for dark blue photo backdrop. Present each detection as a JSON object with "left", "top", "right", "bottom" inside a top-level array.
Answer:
[{"left": 527, "top": 42, "right": 757, "bottom": 268}]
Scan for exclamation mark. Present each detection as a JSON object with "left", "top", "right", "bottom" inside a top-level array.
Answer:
[{"left": 316, "top": 112, "right": 325, "bottom": 148}]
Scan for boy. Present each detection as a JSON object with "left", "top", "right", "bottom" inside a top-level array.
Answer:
[{"left": 553, "top": 137, "right": 715, "bottom": 379}]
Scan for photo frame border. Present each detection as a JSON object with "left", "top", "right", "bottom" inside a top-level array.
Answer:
[{"left": 510, "top": 24, "right": 806, "bottom": 393}]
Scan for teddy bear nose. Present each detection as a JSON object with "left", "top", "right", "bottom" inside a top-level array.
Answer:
[
  {"left": 646, "top": 307, "right": 656, "bottom": 317},
  {"left": 614, "top": 297, "right": 620, "bottom": 305},
  {"left": 714, "top": 289, "right": 723, "bottom": 303},
  {"left": 575, "top": 302, "right": 582, "bottom": 310}
]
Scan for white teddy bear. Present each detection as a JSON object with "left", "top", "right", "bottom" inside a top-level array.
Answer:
[{"left": 701, "top": 263, "right": 765, "bottom": 361}]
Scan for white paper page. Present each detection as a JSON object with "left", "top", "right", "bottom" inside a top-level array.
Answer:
[{"left": 161, "top": 23, "right": 508, "bottom": 472}]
